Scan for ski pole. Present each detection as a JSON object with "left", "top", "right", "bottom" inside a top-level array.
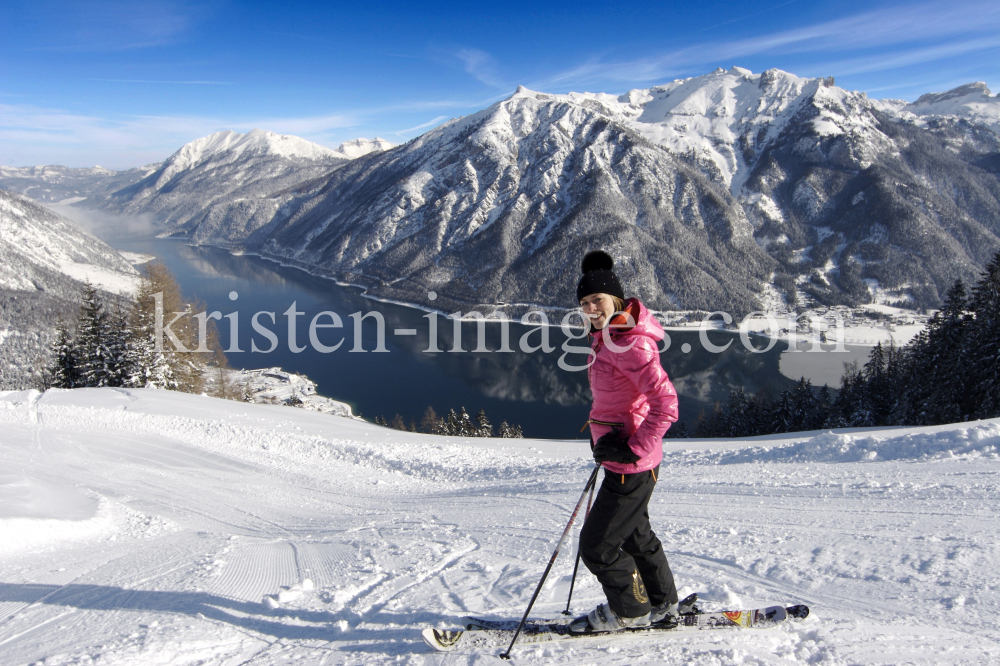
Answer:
[
  {"left": 500, "top": 464, "right": 601, "bottom": 660},
  {"left": 561, "top": 479, "right": 596, "bottom": 615}
]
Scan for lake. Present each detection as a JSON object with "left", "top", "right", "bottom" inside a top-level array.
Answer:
[{"left": 109, "top": 237, "right": 870, "bottom": 438}]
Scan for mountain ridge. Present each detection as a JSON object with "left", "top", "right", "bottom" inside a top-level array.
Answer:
[{"left": 3, "top": 69, "right": 999, "bottom": 315}]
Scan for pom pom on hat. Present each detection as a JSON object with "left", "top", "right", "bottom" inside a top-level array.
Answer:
[
  {"left": 581, "top": 250, "right": 614, "bottom": 273},
  {"left": 576, "top": 249, "right": 624, "bottom": 302}
]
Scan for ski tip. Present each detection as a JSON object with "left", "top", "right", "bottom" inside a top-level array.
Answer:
[
  {"left": 422, "top": 627, "right": 463, "bottom": 652},
  {"left": 786, "top": 604, "right": 810, "bottom": 620}
]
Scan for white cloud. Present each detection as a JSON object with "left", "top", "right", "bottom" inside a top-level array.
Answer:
[
  {"left": 540, "top": 0, "right": 1000, "bottom": 89},
  {"left": 456, "top": 48, "right": 507, "bottom": 88},
  {"left": 394, "top": 115, "right": 450, "bottom": 138},
  {"left": 0, "top": 103, "right": 357, "bottom": 169}
]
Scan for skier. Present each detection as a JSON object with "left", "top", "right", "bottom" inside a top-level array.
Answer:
[{"left": 569, "top": 250, "right": 683, "bottom": 634}]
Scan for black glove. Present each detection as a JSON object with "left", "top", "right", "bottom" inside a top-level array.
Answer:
[{"left": 592, "top": 428, "right": 640, "bottom": 464}]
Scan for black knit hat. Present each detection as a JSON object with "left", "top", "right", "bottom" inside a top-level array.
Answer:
[{"left": 576, "top": 250, "right": 625, "bottom": 302}]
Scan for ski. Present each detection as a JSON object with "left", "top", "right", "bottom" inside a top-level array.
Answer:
[{"left": 422, "top": 603, "right": 810, "bottom": 652}]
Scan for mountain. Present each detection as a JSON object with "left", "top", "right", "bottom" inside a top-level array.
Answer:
[
  {"left": 608, "top": 68, "right": 1000, "bottom": 309},
  {"left": 168, "top": 70, "right": 999, "bottom": 314},
  {"left": 0, "top": 164, "right": 159, "bottom": 204},
  {"left": 78, "top": 129, "right": 351, "bottom": 242},
  {"left": 9, "top": 70, "right": 1000, "bottom": 315},
  {"left": 333, "top": 137, "right": 395, "bottom": 159},
  {"left": 0, "top": 188, "right": 139, "bottom": 389},
  {"left": 240, "top": 86, "right": 775, "bottom": 316}
]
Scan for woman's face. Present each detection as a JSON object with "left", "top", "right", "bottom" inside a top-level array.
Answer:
[{"left": 579, "top": 292, "right": 616, "bottom": 330}]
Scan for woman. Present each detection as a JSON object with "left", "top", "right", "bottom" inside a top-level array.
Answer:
[{"left": 569, "top": 250, "right": 683, "bottom": 633}]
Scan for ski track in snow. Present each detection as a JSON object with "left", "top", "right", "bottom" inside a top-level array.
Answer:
[{"left": 0, "top": 388, "right": 998, "bottom": 665}]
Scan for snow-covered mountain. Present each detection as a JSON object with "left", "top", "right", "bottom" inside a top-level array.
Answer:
[
  {"left": 158, "top": 70, "right": 993, "bottom": 314},
  {"left": 10, "top": 70, "right": 1000, "bottom": 313},
  {"left": 243, "top": 85, "right": 774, "bottom": 315},
  {"left": 0, "top": 188, "right": 140, "bottom": 389},
  {"left": 78, "top": 129, "right": 351, "bottom": 241},
  {"left": 0, "top": 164, "right": 159, "bottom": 203},
  {"left": 876, "top": 81, "right": 1000, "bottom": 135},
  {"left": 333, "top": 137, "right": 395, "bottom": 159}
]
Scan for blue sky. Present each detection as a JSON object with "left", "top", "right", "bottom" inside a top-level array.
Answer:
[{"left": 2, "top": 0, "right": 998, "bottom": 169}]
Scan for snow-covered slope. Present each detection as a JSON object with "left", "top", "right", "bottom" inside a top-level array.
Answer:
[
  {"left": 0, "top": 188, "right": 137, "bottom": 295},
  {"left": 0, "top": 387, "right": 997, "bottom": 664},
  {"left": 0, "top": 188, "right": 139, "bottom": 390}
]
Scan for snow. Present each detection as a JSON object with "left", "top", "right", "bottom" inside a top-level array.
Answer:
[
  {"left": 885, "top": 82, "right": 1000, "bottom": 135},
  {"left": 333, "top": 137, "right": 395, "bottom": 159},
  {"left": 57, "top": 260, "right": 139, "bottom": 295},
  {"left": 0, "top": 387, "right": 997, "bottom": 665}
]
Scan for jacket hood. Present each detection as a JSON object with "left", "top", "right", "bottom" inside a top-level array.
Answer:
[{"left": 593, "top": 298, "right": 664, "bottom": 344}]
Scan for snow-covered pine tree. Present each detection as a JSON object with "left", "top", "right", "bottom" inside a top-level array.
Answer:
[
  {"left": 475, "top": 409, "right": 493, "bottom": 437},
  {"left": 123, "top": 286, "right": 175, "bottom": 389},
  {"left": 49, "top": 318, "right": 79, "bottom": 388},
  {"left": 457, "top": 407, "right": 477, "bottom": 437},
  {"left": 442, "top": 408, "right": 460, "bottom": 435},
  {"left": 75, "top": 281, "right": 114, "bottom": 387},
  {"left": 105, "top": 297, "right": 132, "bottom": 387}
]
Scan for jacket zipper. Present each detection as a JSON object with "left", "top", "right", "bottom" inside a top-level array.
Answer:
[{"left": 580, "top": 418, "right": 626, "bottom": 433}]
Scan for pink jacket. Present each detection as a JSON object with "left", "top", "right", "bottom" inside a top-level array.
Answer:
[{"left": 587, "top": 298, "right": 679, "bottom": 474}]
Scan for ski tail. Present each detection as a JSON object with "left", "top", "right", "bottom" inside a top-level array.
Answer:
[
  {"left": 786, "top": 604, "right": 810, "bottom": 619},
  {"left": 422, "top": 627, "right": 463, "bottom": 652}
]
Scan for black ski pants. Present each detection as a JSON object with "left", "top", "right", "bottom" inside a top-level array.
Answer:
[{"left": 579, "top": 465, "right": 678, "bottom": 619}]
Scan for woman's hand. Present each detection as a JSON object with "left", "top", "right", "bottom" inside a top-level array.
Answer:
[{"left": 592, "top": 428, "right": 640, "bottom": 464}]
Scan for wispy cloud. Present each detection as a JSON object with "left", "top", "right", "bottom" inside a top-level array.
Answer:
[
  {"left": 539, "top": 0, "right": 1000, "bottom": 89},
  {"left": 0, "top": 102, "right": 357, "bottom": 169},
  {"left": 26, "top": 0, "right": 200, "bottom": 52},
  {"left": 456, "top": 48, "right": 507, "bottom": 88},
  {"left": 89, "top": 79, "right": 234, "bottom": 85},
  {"left": 394, "top": 115, "right": 450, "bottom": 138}
]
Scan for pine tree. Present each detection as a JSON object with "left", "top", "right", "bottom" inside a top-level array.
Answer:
[
  {"left": 665, "top": 421, "right": 689, "bottom": 438},
  {"left": 791, "top": 378, "right": 820, "bottom": 431},
  {"left": 49, "top": 318, "right": 79, "bottom": 388},
  {"left": 475, "top": 409, "right": 493, "bottom": 437},
  {"left": 75, "top": 281, "right": 113, "bottom": 387},
  {"left": 770, "top": 389, "right": 795, "bottom": 433},
  {"left": 105, "top": 297, "right": 132, "bottom": 388},
  {"left": 442, "top": 408, "right": 460, "bottom": 435},
  {"left": 967, "top": 252, "right": 1000, "bottom": 419},
  {"left": 456, "top": 407, "right": 476, "bottom": 437},
  {"left": 723, "top": 389, "right": 751, "bottom": 437},
  {"left": 390, "top": 414, "right": 407, "bottom": 431},
  {"left": 816, "top": 385, "right": 834, "bottom": 429},
  {"left": 913, "top": 281, "right": 971, "bottom": 424}
]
